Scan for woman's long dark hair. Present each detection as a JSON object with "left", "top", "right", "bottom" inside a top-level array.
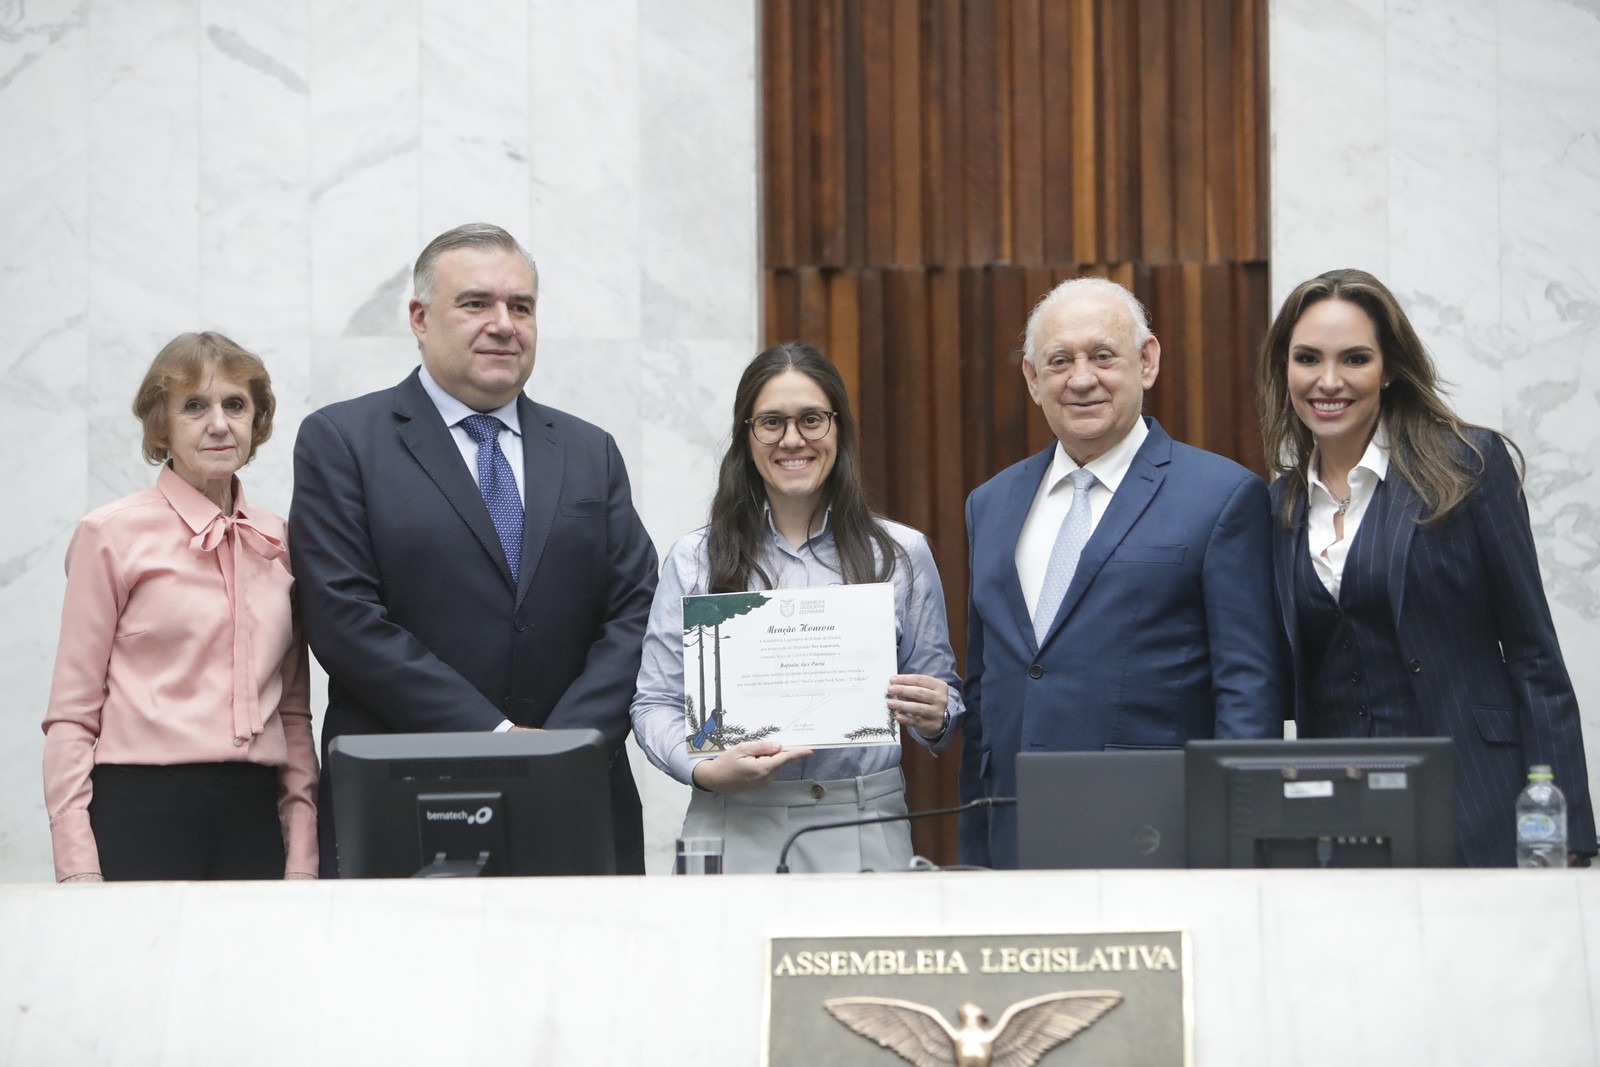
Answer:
[
  {"left": 1256, "top": 268, "right": 1515, "bottom": 527},
  {"left": 706, "top": 342, "right": 903, "bottom": 593}
]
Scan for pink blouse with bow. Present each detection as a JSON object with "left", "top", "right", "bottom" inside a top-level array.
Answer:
[{"left": 42, "top": 465, "right": 318, "bottom": 880}]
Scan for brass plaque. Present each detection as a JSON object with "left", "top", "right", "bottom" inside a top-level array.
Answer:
[{"left": 765, "top": 931, "right": 1191, "bottom": 1066}]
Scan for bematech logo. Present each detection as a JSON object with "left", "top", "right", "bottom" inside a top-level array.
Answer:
[{"left": 425, "top": 806, "right": 495, "bottom": 825}]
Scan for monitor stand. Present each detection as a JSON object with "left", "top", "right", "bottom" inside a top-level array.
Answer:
[{"left": 413, "top": 851, "right": 493, "bottom": 878}]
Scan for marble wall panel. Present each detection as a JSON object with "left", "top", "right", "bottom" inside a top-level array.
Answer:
[
  {"left": 418, "top": 0, "right": 532, "bottom": 250},
  {"left": 86, "top": 0, "right": 202, "bottom": 333},
  {"left": 0, "top": 328, "right": 88, "bottom": 883},
  {"left": 197, "top": 2, "right": 312, "bottom": 336},
  {"left": 0, "top": 2, "right": 759, "bottom": 882},
  {"left": 1268, "top": 0, "right": 1389, "bottom": 297},
  {"left": 0, "top": 0, "right": 89, "bottom": 356},
  {"left": 529, "top": 0, "right": 642, "bottom": 342},
  {"left": 635, "top": 338, "right": 750, "bottom": 550},
  {"left": 1498, "top": 0, "right": 1600, "bottom": 324},
  {"left": 308, "top": 1, "right": 421, "bottom": 338},
  {"left": 529, "top": 337, "right": 645, "bottom": 504},
  {"left": 242, "top": 332, "right": 312, "bottom": 515},
  {"left": 639, "top": 0, "right": 760, "bottom": 343},
  {"left": 1385, "top": 0, "right": 1500, "bottom": 331},
  {"left": 307, "top": 336, "right": 423, "bottom": 413}
]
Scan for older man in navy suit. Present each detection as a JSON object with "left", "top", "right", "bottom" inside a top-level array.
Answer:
[
  {"left": 290, "top": 223, "right": 657, "bottom": 876},
  {"left": 958, "top": 277, "right": 1286, "bottom": 869}
]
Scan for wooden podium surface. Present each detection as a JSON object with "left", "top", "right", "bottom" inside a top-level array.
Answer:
[{"left": 3, "top": 868, "right": 1596, "bottom": 1065}]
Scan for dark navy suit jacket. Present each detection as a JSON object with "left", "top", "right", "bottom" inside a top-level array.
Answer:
[
  {"left": 289, "top": 369, "right": 658, "bottom": 875},
  {"left": 959, "top": 418, "right": 1287, "bottom": 868},
  {"left": 1271, "top": 429, "right": 1596, "bottom": 865}
]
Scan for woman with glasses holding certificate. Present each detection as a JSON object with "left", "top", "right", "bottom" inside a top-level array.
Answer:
[{"left": 631, "top": 342, "right": 964, "bottom": 873}]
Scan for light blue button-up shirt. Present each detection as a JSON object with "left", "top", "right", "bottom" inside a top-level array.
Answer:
[{"left": 631, "top": 512, "right": 965, "bottom": 786}]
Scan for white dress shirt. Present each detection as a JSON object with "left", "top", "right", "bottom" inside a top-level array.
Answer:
[
  {"left": 1015, "top": 417, "right": 1149, "bottom": 619},
  {"left": 417, "top": 364, "right": 526, "bottom": 501},
  {"left": 1306, "top": 425, "right": 1390, "bottom": 599}
]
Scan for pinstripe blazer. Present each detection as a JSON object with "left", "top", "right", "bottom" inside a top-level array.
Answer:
[{"left": 1271, "top": 428, "right": 1596, "bottom": 865}]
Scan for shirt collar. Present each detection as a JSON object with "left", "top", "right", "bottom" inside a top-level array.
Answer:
[
  {"left": 1045, "top": 415, "right": 1149, "bottom": 494},
  {"left": 1310, "top": 422, "right": 1390, "bottom": 493},
  {"left": 418, "top": 363, "right": 523, "bottom": 436},
  {"left": 762, "top": 504, "right": 833, "bottom": 552},
  {"left": 157, "top": 462, "right": 245, "bottom": 533}
]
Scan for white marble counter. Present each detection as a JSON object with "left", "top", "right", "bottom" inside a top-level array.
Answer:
[{"left": 2, "top": 869, "right": 1595, "bottom": 1065}]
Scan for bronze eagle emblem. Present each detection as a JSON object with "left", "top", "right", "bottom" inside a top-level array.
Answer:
[{"left": 822, "top": 990, "right": 1123, "bottom": 1066}]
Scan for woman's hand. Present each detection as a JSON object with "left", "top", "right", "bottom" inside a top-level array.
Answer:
[
  {"left": 888, "top": 673, "right": 950, "bottom": 739},
  {"left": 61, "top": 873, "right": 104, "bottom": 883},
  {"left": 690, "top": 740, "right": 814, "bottom": 794}
]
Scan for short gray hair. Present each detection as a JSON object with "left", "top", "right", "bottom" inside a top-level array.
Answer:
[
  {"left": 413, "top": 222, "right": 540, "bottom": 304},
  {"left": 1022, "top": 276, "right": 1154, "bottom": 365}
]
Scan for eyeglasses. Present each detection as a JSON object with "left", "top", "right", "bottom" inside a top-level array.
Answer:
[{"left": 745, "top": 410, "right": 837, "bottom": 444}]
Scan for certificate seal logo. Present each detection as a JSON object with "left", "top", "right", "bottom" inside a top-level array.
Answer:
[{"left": 779, "top": 598, "right": 797, "bottom": 617}]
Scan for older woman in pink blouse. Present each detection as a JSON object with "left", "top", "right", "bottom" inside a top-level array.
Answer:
[{"left": 42, "top": 332, "right": 317, "bottom": 882}]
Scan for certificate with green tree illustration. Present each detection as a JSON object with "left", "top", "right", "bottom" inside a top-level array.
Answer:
[{"left": 679, "top": 583, "right": 898, "bottom": 756}]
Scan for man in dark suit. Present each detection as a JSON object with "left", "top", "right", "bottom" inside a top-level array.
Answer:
[
  {"left": 958, "top": 277, "right": 1286, "bottom": 869},
  {"left": 290, "top": 223, "right": 657, "bottom": 876}
]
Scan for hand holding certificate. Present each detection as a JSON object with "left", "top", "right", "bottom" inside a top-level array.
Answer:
[{"left": 680, "top": 583, "right": 899, "bottom": 757}]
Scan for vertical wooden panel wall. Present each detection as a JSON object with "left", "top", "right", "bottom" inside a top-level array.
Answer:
[{"left": 762, "top": 0, "right": 1270, "bottom": 863}]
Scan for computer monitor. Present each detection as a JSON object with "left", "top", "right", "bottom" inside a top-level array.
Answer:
[
  {"left": 329, "top": 729, "right": 616, "bottom": 878},
  {"left": 1185, "top": 738, "right": 1457, "bottom": 868}
]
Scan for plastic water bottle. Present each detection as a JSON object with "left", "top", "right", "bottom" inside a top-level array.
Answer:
[{"left": 1515, "top": 765, "right": 1567, "bottom": 868}]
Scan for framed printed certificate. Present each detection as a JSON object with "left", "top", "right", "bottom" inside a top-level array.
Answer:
[{"left": 679, "top": 583, "right": 898, "bottom": 756}]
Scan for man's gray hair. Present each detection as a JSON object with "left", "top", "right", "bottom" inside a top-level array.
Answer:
[
  {"left": 413, "top": 222, "right": 540, "bottom": 304},
  {"left": 1022, "top": 276, "right": 1154, "bottom": 365}
]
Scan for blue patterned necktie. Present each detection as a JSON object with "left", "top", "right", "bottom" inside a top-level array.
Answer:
[
  {"left": 460, "top": 414, "right": 523, "bottom": 584},
  {"left": 1033, "top": 467, "right": 1097, "bottom": 645}
]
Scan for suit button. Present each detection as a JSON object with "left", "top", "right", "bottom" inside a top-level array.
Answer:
[
  {"left": 1028, "top": 665, "right": 1044, "bottom": 679},
  {"left": 233, "top": 737, "right": 245, "bottom": 747},
  {"left": 1341, "top": 639, "right": 1352, "bottom": 650},
  {"left": 1350, "top": 671, "right": 1359, "bottom": 683},
  {"left": 1358, "top": 705, "right": 1368, "bottom": 716},
  {"left": 1408, "top": 659, "right": 1422, "bottom": 674},
  {"left": 514, "top": 621, "right": 528, "bottom": 632},
  {"left": 810, "top": 784, "right": 825, "bottom": 800}
]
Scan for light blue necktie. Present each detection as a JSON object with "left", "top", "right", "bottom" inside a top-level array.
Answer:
[
  {"left": 1033, "top": 468, "right": 1097, "bottom": 645},
  {"left": 460, "top": 414, "right": 523, "bottom": 584}
]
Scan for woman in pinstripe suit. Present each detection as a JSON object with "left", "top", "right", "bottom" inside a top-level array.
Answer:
[{"left": 1257, "top": 268, "right": 1594, "bottom": 866}]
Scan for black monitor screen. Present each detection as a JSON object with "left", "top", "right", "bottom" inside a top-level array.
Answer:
[
  {"left": 1185, "top": 738, "right": 1456, "bottom": 868},
  {"left": 329, "top": 729, "right": 616, "bottom": 878}
]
